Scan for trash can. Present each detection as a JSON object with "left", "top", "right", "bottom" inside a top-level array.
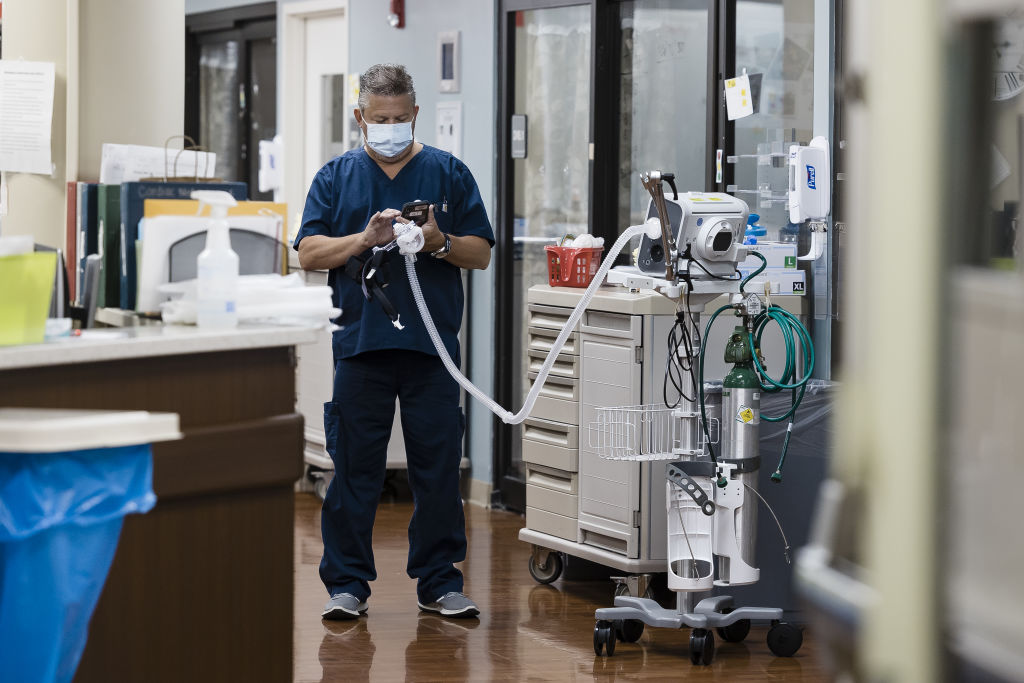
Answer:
[{"left": 0, "top": 408, "right": 180, "bottom": 683}]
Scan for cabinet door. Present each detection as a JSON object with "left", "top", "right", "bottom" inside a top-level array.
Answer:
[{"left": 578, "top": 314, "right": 643, "bottom": 557}]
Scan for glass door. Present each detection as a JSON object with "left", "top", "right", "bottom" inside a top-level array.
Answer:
[
  {"left": 186, "top": 6, "right": 277, "bottom": 200},
  {"left": 617, "top": 0, "right": 714, "bottom": 231},
  {"left": 496, "top": 3, "right": 593, "bottom": 511}
]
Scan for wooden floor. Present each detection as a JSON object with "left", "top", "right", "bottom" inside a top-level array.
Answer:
[{"left": 293, "top": 491, "right": 831, "bottom": 682}]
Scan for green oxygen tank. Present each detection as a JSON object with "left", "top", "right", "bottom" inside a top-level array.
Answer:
[{"left": 718, "top": 325, "right": 761, "bottom": 581}]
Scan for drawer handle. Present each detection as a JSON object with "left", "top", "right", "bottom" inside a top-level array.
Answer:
[
  {"left": 524, "top": 425, "right": 570, "bottom": 446},
  {"left": 540, "top": 383, "right": 575, "bottom": 401},
  {"left": 531, "top": 314, "right": 572, "bottom": 329},
  {"left": 528, "top": 470, "right": 573, "bottom": 493},
  {"left": 529, "top": 336, "right": 577, "bottom": 355},
  {"left": 529, "top": 356, "right": 575, "bottom": 376},
  {"left": 581, "top": 324, "right": 634, "bottom": 339}
]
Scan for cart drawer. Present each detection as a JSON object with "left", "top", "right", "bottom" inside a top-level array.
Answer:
[
  {"left": 526, "top": 506, "right": 578, "bottom": 542},
  {"left": 531, "top": 395, "right": 577, "bottom": 425},
  {"left": 525, "top": 463, "right": 579, "bottom": 495},
  {"left": 528, "top": 349, "right": 580, "bottom": 379},
  {"left": 523, "top": 438, "right": 578, "bottom": 472},
  {"left": 527, "top": 484, "right": 578, "bottom": 518},
  {"left": 523, "top": 416, "right": 578, "bottom": 449},
  {"left": 527, "top": 372, "right": 580, "bottom": 402},
  {"left": 582, "top": 310, "right": 641, "bottom": 341},
  {"left": 527, "top": 372, "right": 580, "bottom": 424},
  {"left": 528, "top": 325, "right": 580, "bottom": 356},
  {"left": 528, "top": 303, "right": 578, "bottom": 332}
]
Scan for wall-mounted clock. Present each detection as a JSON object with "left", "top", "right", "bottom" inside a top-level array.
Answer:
[{"left": 994, "top": 15, "right": 1024, "bottom": 101}]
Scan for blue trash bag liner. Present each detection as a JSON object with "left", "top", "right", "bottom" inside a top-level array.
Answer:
[{"left": 0, "top": 444, "right": 156, "bottom": 683}]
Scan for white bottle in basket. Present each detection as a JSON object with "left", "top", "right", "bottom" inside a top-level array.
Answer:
[{"left": 192, "top": 190, "right": 239, "bottom": 329}]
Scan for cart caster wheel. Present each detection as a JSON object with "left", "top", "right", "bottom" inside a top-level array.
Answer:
[
  {"left": 689, "top": 628, "right": 715, "bottom": 665},
  {"left": 594, "top": 620, "right": 616, "bottom": 656},
  {"left": 528, "top": 552, "right": 563, "bottom": 585},
  {"left": 613, "top": 581, "right": 653, "bottom": 599},
  {"left": 767, "top": 622, "right": 803, "bottom": 657},
  {"left": 716, "top": 608, "right": 751, "bottom": 643},
  {"left": 614, "top": 618, "right": 644, "bottom": 643}
]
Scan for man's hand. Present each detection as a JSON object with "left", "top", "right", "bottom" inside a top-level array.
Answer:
[
  {"left": 361, "top": 209, "right": 402, "bottom": 248},
  {"left": 419, "top": 205, "right": 445, "bottom": 253}
]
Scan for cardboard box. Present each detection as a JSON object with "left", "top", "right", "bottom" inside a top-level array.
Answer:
[
  {"left": 738, "top": 266, "right": 806, "bottom": 296},
  {"left": 741, "top": 242, "right": 798, "bottom": 270}
]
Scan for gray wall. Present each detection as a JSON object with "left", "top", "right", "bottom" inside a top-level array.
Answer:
[{"left": 347, "top": 0, "right": 497, "bottom": 491}]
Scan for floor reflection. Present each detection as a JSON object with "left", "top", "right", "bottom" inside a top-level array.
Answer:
[
  {"left": 293, "top": 493, "right": 828, "bottom": 682},
  {"left": 319, "top": 619, "right": 375, "bottom": 683},
  {"left": 404, "top": 614, "right": 480, "bottom": 682}
]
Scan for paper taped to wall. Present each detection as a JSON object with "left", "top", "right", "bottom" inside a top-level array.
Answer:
[{"left": 0, "top": 60, "right": 55, "bottom": 175}]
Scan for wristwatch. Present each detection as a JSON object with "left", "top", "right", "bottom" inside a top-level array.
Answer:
[{"left": 431, "top": 232, "right": 452, "bottom": 259}]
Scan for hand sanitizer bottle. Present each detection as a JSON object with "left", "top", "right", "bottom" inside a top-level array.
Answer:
[{"left": 192, "top": 190, "right": 239, "bottom": 329}]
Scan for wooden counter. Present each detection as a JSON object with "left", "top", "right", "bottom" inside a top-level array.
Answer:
[{"left": 0, "top": 325, "right": 318, "bottom": 683}]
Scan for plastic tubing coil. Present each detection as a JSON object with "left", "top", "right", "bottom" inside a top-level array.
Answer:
[{"left": 405, "top": 223, "right": 649, "bottom": 424}]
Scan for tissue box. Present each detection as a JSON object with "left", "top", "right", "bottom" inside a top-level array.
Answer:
[
  {"left": 741, "top": 242, "right": 798, "bottom": 270},
  {"left": 739, "top": 267, "right": 806, "bottom": 295},
  {"left": 0, "top": 252, "right": 57, "bottom": 346}
]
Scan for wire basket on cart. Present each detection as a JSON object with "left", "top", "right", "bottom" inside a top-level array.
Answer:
[
  {"left": 588, "top": 404, "right": 722, "bottom": 592},
  {"left": 544, "top": 246, "right": 603, "bottom": 288},
  {"left": 587, "top": 404, "right": 719, "bottom": 462}
]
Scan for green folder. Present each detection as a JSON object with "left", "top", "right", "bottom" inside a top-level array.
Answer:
[{"left": 0, "top": 252, "right": 57, "bottom": 346}]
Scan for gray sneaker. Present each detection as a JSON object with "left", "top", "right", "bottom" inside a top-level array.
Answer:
[
  {"left": 322, "top": 592, "right": 368, "bottom": 620},
  {"left": 417, "top": 591, "right": 480, "bottom": 618}
]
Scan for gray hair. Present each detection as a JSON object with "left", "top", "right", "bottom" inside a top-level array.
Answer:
[{"left": 357, "top": 64, "right": 416, "bottom": 110}]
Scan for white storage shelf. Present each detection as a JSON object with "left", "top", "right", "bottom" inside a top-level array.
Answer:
[{"left": 520, "top": 285, "right": 676, "bottom": 571}]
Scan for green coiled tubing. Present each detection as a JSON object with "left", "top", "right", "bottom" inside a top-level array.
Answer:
[{"left": 697, "top": 251, "right": 815, "bottom": 479}]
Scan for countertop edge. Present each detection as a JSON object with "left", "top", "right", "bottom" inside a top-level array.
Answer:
[{"left": 0, "top": 325, "right": 323, "bottom": 371}]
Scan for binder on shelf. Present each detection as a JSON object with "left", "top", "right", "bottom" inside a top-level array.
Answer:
[
  {"left": 76, "top": 183, "right": 100, "bottom": 306},
  {"left": 118, "top": 181, "right": 247, "bottom": 311},
  {"left": 97, "top": 184, "right": 121, "bottom": 308},
  {"left": 65, "top": 182, "right": 77, "bottom": 303}
]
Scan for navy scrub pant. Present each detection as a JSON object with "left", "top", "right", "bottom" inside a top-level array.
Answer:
[{"left": 320, "top": 349, "right": 467, "bottom": 604}]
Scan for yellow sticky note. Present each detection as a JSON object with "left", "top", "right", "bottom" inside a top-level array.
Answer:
[{"left": 0, "top": 252, "right": 57, "bottom": 346}]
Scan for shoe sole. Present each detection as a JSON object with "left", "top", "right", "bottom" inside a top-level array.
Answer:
[
  {"left": 321, "top": 605, "right": 368, "bottom": 620},
  {"left": 417, "top": 602, "right": 480, "bottom": 619}
]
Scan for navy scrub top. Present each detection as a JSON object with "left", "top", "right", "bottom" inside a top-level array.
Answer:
[{"left": 293, "top": 145, "right": 494, "bottom": 364}]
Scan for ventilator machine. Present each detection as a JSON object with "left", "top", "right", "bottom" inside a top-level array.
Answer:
[{"left": 359, "top": 137, "right": 829, "bottom": 665}]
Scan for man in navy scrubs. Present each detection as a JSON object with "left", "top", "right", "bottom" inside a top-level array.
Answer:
[{"left": 294, "top": 63, "right": 494, "bottom": 620}]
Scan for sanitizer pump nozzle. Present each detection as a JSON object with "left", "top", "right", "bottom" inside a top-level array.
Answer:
[{"left": 192, "top": 190, "right": 239, "bottom": 329}]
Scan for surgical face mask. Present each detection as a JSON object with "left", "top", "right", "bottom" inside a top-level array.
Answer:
[{"left": 364, "top": 121, "right": 414, "bottom": 158}]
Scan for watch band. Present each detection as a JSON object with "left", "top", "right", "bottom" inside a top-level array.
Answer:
[{"left": 431, "top": 232, "right": 452, "bottom": 259}]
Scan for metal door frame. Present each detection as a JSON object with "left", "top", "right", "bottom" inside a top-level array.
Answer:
[{"left": 494, "top": 0, "right": 605, "bottom": 512}]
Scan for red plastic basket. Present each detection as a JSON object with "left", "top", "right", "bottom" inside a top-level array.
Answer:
[{"left": 544, "top": 246, "right": 604, "bottom": 288}]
